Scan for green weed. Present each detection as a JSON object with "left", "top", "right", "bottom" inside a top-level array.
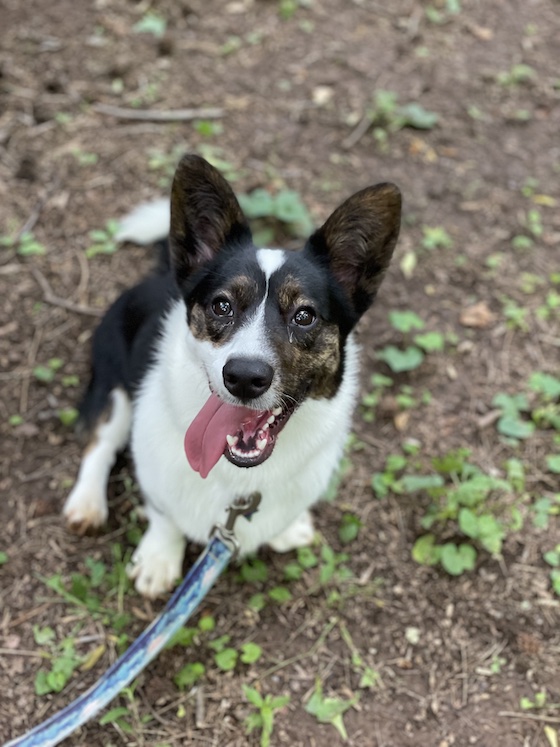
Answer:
[
  {"left": 86, "top": 220, "right": 120, "bottom": 258},
  {"left": 243, "top": 685, "right": 290, "bottom": 747},
  {"left": 305, "top": 678, "right": 359, "bottom": 741},
  {"left": 238, "top": 188, "right": 314, "bottom": 245},
  {"left": 133, "top": 11, "right": 167, "bottom": 38}
]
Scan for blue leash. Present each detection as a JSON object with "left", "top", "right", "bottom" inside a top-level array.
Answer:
[{"left": 5, "top": 493, "right": 261, "bottom": 747}]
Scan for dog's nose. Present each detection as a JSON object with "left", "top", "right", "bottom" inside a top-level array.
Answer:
[{"left": 223, "top": 358, "right": 274, "bottom": 401}]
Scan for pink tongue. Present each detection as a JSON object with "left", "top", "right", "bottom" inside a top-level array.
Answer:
[{"left": 184, "top": 393, "right": 259, "bottom": 479}]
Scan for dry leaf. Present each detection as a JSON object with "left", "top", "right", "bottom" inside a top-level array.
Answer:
[{"left": 460, "top": 301, "right": 496, "bottom": 328}]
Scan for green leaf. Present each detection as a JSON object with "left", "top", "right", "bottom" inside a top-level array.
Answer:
[
  {"left": 399, "top": 474, "right": 444, "bottom": 493},
  {"left": 440, "top": 543, "right": 477, "bottom": 576},
  {"left": 411, "top": 534, "right": 441, "bottom": 566},
  {"left": 528, "top": 372, "right": 560, "bottom": 400},
  {"left": 240, "top": 558, "right": 268, "bottom": 583},
  {"left": 377, "top": 345, "right": 424, "bottom": 373},
  {"left": 133, "top": 11, "right": 167, "bottom": 37},
  {"left": 240, "top": 642, "right": 263, "bottom": 664},
  {"left": 546, "top": 455, "right": 560, "bottom": 474},
  {"left": 247, "top": 592, "right": 267, "bottom": 612},
  {"left": 388, "top": 310, "right": 425, "bottom": 333},
  {"left": 166, "top": 626, "right": 198, "bottom": 649},
  {"left": 297, "top": 546, "right": 318, "bottom": 569},
  {"left": 284, "top": 561, "right": 303, "bottom": 581},
  {"left": 238, "top": 189, "right": 275, "bottom": 219},
  {"left": 58, "top": 407, "right": 79, "bottom": 427},
  {"left": 339, "top": 513, "right": 362, "bottom": 544},
  {"left": 497, "top": 416, "right": 535, "bottom": 440},
  {"left": 198, "top": 615, "right": 215, "bottom": 632},
  {"left": 397, "top": 102, "right": 439, "bottom": 130},
  {"left": 99, "top": 706, "right": 132, "bottom": 725},
  {"left": 173, "top": 662, "right": 205, "bottom": 690},
  {"left": 33, "top": 365, "right": 55, "bottom": 383},
  {"left": 33, "top": 625, "right": 56, "bottom": 646},
  {"left": 214, "top": 647, "right": 238, "bottom": 671},
  {"left": 0, "top": 551, "right": 7, "bottom": 565},
  {"left": 268, "top": 586, "right": 292, "bottom": 603},
  {"left": 414, "top": 331, "right": 445, "bottom": 352},
  {"left": 458, "top": 507, "right": 479, "bottom": 538},
  {"left": 305, "top": 680, "right": 358, "bottom": 741},
  {"left": 243, "top": 684, "right": 264, "bottom": 708}
]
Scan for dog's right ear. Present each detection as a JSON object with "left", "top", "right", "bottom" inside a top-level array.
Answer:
[{"left": 169, "top": 154, "right": 251, "bottom": 283}]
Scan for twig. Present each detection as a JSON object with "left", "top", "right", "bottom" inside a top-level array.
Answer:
[
  {"left": 93, "top": 103, "right": 224, "bottom": 122},
  {"left": 498, "top": 711, "right": 560, "bottom": 724},
  {"left": 342, "top": 111, "right": 372, "bottom": 150},
  {"left": 30, "top": 266, "right": 103, "bottom": 317}
]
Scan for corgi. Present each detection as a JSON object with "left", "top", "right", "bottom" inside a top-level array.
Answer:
[{"left": 63, "top": 154, "right": 401, "bottom": 598}]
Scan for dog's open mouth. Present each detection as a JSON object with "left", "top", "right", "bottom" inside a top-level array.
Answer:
[{"left": 184, "top": 393, "right": 295, "bottom": 478}]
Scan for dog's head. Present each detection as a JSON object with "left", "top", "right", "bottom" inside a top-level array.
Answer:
[{"left": 170, "top": 155, "right": 401, "bottom": 477}]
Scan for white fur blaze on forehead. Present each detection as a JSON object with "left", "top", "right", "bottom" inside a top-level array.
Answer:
[{"left": 257, "top": 248, "right": 286, "bottom": 279}]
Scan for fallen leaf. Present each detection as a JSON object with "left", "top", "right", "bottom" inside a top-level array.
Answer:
[
  {"left": 460, "top": 301, "right": 496, "bottom": 328},
  {"left": 394, "top": 411, "right": 410, "bottom": 431},
  {"left": 467, "top": 23, "right": 494, "bottom": 41}
]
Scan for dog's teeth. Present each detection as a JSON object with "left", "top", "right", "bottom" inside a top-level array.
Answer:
[
  {"left": 226, "top": 434, "right": 238, "bottom": 447},
  {"left": 267, "top": 415, "right": 275, "bottom": 425},
  {"left": 272, "top": 407, "right": 282, "bottom": 416},
  {"left": 262, "top": 423, "right": 269, "bottom": 431},
  {"left": 257, "top": 439, "right": 267, "bottom": 451}
]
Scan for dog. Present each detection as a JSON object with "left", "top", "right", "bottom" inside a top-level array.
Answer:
[{"left": 63, "top": 154, "right": 401, "bottom": 598}]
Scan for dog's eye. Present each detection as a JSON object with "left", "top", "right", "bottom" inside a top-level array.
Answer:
[
  {"left": 292, "top": 306, "right": 316, "bottom": 327},
  {"left": 211, "top": 297, "right": 234, "bottom": 318}
]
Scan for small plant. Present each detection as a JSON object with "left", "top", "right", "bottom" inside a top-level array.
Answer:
[
  {"left": 497, "top": 64, "right": 536, "bottom": 86},
  {"left": 238, "top": 188, "right": 314, "bottom": 245},
  {"left": 33, "top": 626, "right": 83, "bottom": 695},
  {"left": 304, "top": 678, "right": 359, "bottom": 741},
  {"left": 133, "top": 11, "right": 167, "bottom": 38},
  {"left": 366, "top": 90, "right": 438, "bottom": 150},
  {"left": 376, "top": 310, "right": 445, "bottom": 373},
  {"left": 243, "top": 685, "right": 290, "bottom": 747},
  {"left": 374, "top": 447, "right": 524, "bottom": 575},
  {"left": 33, "top": 357, "right": 63, "bottom": 384},
  {"left": 72, "top": 148, "right": 98, "bottom": 166},
  {"left": 361, "top": 373, "right": 393, "bottom": 422},
  {"left": 86, "top": 220, "right": 120, "bottom": 258},
  {"left": 493, "top": 392, "right": 536, "bottom": 440},
  {"left": 543, "top": 545, "right": 560, "bottom": 596},
  {"left": 193, "top": 120, "right": 224, "bottom": 138},
  {"left": 421, "top": 225, "right": 453, "bottom": 250},
  {"left": 1, "top": 231, "right": 47, "bottom": 256}
]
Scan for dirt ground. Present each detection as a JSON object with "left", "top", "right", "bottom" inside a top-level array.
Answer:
[{"left": 1, "top": 0, "right": 559, "bottom": 745}]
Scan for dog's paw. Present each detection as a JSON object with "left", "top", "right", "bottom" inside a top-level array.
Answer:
[
  {"left": 269, "top": 510, "right": 315, "bottom": 553},
  {"left": 63, "top": 485, "right": 108, "bottom": 535},
  {"left": 127, "top": 532, "right": 185, "bottom": 598}
]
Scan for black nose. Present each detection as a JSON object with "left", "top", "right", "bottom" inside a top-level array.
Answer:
[{"left": 223, "top": 357, "right": 274, "bottom": 401}]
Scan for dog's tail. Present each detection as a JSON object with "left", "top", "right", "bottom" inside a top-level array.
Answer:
[
  {"left": 115, "top": 198, "right": 171, "bottom": 273},
  {"left": 115, "top": 198, "right": 170, "bottom": 245}
]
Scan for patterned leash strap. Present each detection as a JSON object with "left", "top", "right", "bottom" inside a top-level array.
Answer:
[{"left": 5, "top": 492, "right": 261, "bottom": 747}]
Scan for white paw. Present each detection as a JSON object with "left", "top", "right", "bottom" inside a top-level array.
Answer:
[
  {"left": 63, "top": 484, "right": 108, "bottom": 534},
  {"left": 269, "top": 510, "right": 315, "bottom": 553},
  {"left": 127, "top": 532, "right": 185, "bottom": 598}
]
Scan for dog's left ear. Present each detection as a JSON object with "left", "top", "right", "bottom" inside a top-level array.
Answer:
[
  {"left": 306, "top": 183, "right": 401, "bottom": 317},
  {"left": 170, "top": 154, "right": 252, "bottom": 284}
]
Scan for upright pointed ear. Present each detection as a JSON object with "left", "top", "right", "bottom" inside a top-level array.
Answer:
[
  {"left": 169, "top": 154, "right": 252, "bottom": 283},
  {"left": 306, "top": 183, "right": 401, "bottom": 318}
]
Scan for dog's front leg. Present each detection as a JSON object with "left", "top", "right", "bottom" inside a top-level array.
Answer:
[{"left": 127, "top": 506, "right": 186, "bottom": 598}]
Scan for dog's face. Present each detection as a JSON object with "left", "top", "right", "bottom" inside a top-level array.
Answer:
[{"left": 171, "top": 155, "right": 401, "bottom": 477}]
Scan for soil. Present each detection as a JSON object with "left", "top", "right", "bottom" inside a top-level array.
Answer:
[{"left": 1, "top": 1, "right": 559, "bottom": 746}]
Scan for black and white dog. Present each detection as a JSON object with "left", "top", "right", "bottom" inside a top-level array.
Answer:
[{"left": 63, "top": 155, "right": 401, "bottom": 597}]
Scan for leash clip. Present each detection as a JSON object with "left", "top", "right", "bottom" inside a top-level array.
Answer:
[{"left": 212, "top": 491, "right": 262, "bottom": 558}]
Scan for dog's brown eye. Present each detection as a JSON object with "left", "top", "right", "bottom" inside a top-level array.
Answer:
[
  {"left": 212, "top": 297, "right": 233, "bottom": 318},
  {"left": 293, "top": 307, "right": 316, "bottom": 327}
]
